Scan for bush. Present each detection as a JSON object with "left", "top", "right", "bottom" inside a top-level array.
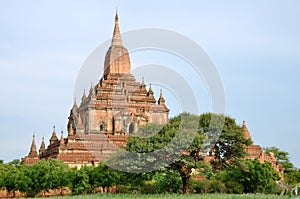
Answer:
[
  {"left": 190, "top": 178, "right": 226, "bottom": 194},
  {"left": 190, "top": 179, "right": 210, "bottom": 194},
  {"left": 208, "top": 180, "right": 226, "bottom": 193}
]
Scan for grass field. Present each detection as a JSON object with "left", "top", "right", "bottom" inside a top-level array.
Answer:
[{"left": 30, "top": 194, "right": 291, "bottom": 199}]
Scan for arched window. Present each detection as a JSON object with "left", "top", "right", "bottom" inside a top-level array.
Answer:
[
  {"left": 100, "top": 124, "right": 103, "bottom": 131},
  {"left": 129, "top": 122, "right": 135, "bottom": 134},
  {"left": 112, "top": 117, "right": 115, "bottom": 133}
]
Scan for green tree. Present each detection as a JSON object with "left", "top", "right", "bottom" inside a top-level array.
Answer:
[
  {"left": 10, "top": 159, "right": 71, "bottom": 197},
  {"left": 199, "top": 113, "right": 252, "bottom": 170},
  {"left": 0, "top": 159, "right": 24, "bottom": 197},
  {"left": 285, "top": 168, "right": 300, "bottom": 185},
  {"left": 7, "top": 159, "right": 21, "bottom": 167},
  {"left": 264, "top": 146, "right": 294, "bottom": 171},
  {"left": 220, "top": 158, "right": 280, "bottom": 193},
  {"left": 1, "top": 166, "right": 20, "bottom": 197},
  {"left": 19, "top": 160, "right": 50, "bottom": 197},
  {"left": 108, "top": 112, "right": 253, "bottom": 194},
  {"left": 71, "top": 166, "right": 92, "bottom": 195},
  {"left": 88, "top": 163, "right": 121, "bottom": 192},
  {"left": 0, "top": 161, "right": 9, "bottom": 190},
  {"left": 151, "top": 169, "right": 182, "bottom": 193},
  {"left": 47, "top": 159, "right": 71, "bottom": 195},
  {"left": 108, "top": 113, "right": 204, "bottom": 194}
]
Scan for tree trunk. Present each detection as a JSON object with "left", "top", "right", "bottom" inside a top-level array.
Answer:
[{"left": 182, "top": 175, "right": 189, "bottom": 194}]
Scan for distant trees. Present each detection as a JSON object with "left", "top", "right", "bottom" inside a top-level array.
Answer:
[
  {"left": 0, "top": 159, "right": 72, "bottom": 197},
  {"left": 0, "top": 159, "right": 124, "bottom": 197}
]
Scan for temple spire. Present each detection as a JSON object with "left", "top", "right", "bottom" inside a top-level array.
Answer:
[
  {"left": 158, "top": 89, "right": 165, "bottom": 105},
  {"left": 141, "top": 77, "right": 146, "bottom": 89},
  {"left": 50, "top": 125, "right": 58, "bottom": 144},
  {"left": 28, "top": 134, "right": 38, "bottom": 158},
  {"left": 81, "top": 89, "right": 87, "bottom": 102},
  {"left": 73, "top": 97, "right": 78, "bottom": 109},
  {"left": 111, "top": 10, "right": 122, "bottom": 46},
  {"left": 148, "top": 83, "right": 154, "bottom": 96},
  {"left": 68, "top": 122, "right": 74, "bottom": 136},
  {"left": 39, "top": 137, "right": 46, "bottom": 155},
  {"left": 104, "top": 11, "right": 130, "bottom": 75},
  {"left": 60, "top": 130, "right": 65, "bottom": 146},
  {"left": 243, "top": 120, "right": 252, "bottom": 141},
  {"left": 89, "top": 83, "right": 96, "bottom": 98}
]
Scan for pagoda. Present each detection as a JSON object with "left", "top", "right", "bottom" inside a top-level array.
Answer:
[{"left": 22, "top": 12, "right": 169, "bottom": 167}]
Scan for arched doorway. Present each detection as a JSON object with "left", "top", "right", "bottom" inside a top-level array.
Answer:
[
  {"left": 112, "top": 117, "right": 115, "bottom": 133},
  {"left": 129, "top": 122, "right": 135, "bottom": 134}
]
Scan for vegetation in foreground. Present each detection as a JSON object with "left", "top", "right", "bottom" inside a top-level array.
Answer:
[
  {"left": 0, "top": 113, "right": 299, "bottom": 198},
  {"left": 29, "top": 193, "right": 289, "bottom": 199}
]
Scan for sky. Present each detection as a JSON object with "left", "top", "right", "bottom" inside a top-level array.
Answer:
[{"left": 0, "top": 1, "right": 299, "bottom": 167}]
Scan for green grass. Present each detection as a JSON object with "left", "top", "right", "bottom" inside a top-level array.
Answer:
[{"left": 29, "top": 194, "right": 291, "bottom": 199}]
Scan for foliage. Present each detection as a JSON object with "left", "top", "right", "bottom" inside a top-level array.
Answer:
[
  {"left": 284, "top": 168, "right": 300, "bottom": 185},
  {"left": 30, "top": 193, "right": 290, "bottom": 199},
  {"left": 0, "top": 113, "right": 297, "bottom": 197},
  {"left": 199, "top": 113, "right": 252, "bottom": 170},
  {"left": 88, "top": 163, "right": 122, "bottom": 192},
  {"left": 108, "top": 113, "right": 203, "bottom": 194},
  {"left": 220, "top": 159, "right": 280, "bottom": 194},
  {"left": 189, "top": 178, "right": 226, "bottom": 194},
  {"left": 70, "top": 166, "right": 92, "bottom": 195},
  {"left": 107, "top": 112, "right": 271, "bottom": 194},
  {"left": 150, "top": 169, "right": 182, "bottom": 194},
  {"left": 263, "top": 146, "right": 299, "bottom": 185},
  {"left": 264, "top": 146, "right": 294, "bottom": 171},
  {"left": 0, "top": 159, "right": 72, "bottom": 197}
]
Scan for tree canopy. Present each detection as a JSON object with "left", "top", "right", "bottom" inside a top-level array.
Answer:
[
  {"left": 264, "top": 146, "right": 294, "bottom": 171},
  {"left": 107, "top": 112, "right": 252, "bottom": 193}
]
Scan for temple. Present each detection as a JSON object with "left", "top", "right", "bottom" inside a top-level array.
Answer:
[
  {"left": 202, "top": 120, "right": 284, "bottom": 179},
  {"left": 21, "top": 12, "right": 284, "bottom": 179},
  {"left": 242, "top": 120, "right": 284, "bottom": 178},
  {"left": 22, "top": 12, "right": 169, "bottom": 168}
]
